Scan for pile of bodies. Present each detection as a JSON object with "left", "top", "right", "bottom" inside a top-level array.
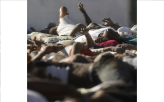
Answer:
[{"left": 27, "top": 3, "right": 137, "bottom": 102}]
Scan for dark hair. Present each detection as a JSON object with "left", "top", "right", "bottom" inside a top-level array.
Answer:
[{"left": 47, "top": 22, "right": 56, "bottom": 29}]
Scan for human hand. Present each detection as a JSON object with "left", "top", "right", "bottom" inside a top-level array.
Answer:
[
  {"left": 102, "top": 18, "right": 114, "bottom": 26},
  {"left": 80, "top": 27, "right": 89, "bottom": 35},
  {"left": 78, "top": 2, "right": 85, "bottom": 12}
]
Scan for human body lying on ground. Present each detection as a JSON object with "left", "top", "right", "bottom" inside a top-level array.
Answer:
[
  {"left": 28, "top": 3, "right": 137, "bottom": 45},
  {"left": 27, "top": 2, "right": 137, "bottom": 102},
  {"left": 74, "top": 3, "right": 137, "bottom": 43},
  {"left": 27, "top": 51, "right": 136, "bottom": 102}
]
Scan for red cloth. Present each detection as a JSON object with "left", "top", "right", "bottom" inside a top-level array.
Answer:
[
  {"left": 69, "top": 48, "right": 95, "bottom": 56},
  {"left": 95, "top": 40, "right": 119, "bottom": 48}
]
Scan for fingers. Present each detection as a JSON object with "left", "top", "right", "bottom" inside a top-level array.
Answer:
[
  {"left": 78, "top": 2, "right": 84, "bottom": 10},
  {"left": 104, "top": 18, "right": 110, "bottom": 20},
  {"left": 78, "top": 2, "right": 80, "bottom": 6},
  {"left": 103, "top": 18, "right": 111, "bottom": 22},
  {"left": 78, "top": 2, "right": 82, "bottom": 7},
  {"left": 81, "top": 3, "right": 83, "bottom": 7},
  {"left": 79, "top": 2, "right": 83, "bottom": 7},
  {"left": 102, "top": 19, "right": 105, "bottom": 22}
]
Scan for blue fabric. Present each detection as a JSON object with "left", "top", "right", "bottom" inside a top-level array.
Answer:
[{"left": 27, "top": 29, "right": 33, "bottom": 34}]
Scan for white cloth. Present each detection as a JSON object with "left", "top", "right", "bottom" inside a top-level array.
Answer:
[
  {"left": 122, "top": 56, "right": 137, "bottom": 69},
  {"left": 27, "top": 32, "right": 60, "bottom": 43},
  {"left": 131, "top": 25, "right": 137, "bottom": 31},
  {"left": 27, "top": 90, "right": 48, "bottom": 102},
  {"left": 27, "top": 34, "right": 31, "bottom": 39},
  {"left": 45, "top": 66, "right": 70, "bottom": 83},
  {"left": 88, "top": 27, "right": 116, "bottom": 38},
  {"left": 42, "top": 52, "right": 56, "bottom": 62},
  {"left": 30, "top": 32, "right": 45, "bottom": 40},
  {"left": 117, "top": 27, "right": 137, "bottom": 38},
  {"left": 75, "top": 27, "right": 116, "bottom": 42},
  {"left": 59, "top": 45, "right": 73, "bottom": 56},
  {"left": 57, "top": 15, "right": 76, "bottom": 36}
]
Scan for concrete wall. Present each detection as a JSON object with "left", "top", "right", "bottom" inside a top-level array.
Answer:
[{"left": 28, "top": 0, "right": 130, "bottom": 31}]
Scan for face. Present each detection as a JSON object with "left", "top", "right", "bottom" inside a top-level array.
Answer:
[{"left": 103, "top": 29, "right": 121, "bottom": 41}]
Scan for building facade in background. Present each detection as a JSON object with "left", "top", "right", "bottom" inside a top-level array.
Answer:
[{"left": 28, "top": 0, "right": 136, "bottom": 31}]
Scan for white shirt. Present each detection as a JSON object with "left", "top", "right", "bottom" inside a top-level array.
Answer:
[{"left": 117, "top": 27, "right": 137, "bottom": 38}]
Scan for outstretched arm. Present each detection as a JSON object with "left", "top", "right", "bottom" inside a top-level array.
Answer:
[
  {"left": 80, "top": 27, "right": 94, "bottom": 48},
  {"left": 32, "top": 44, "right": 64, "bottom": 61},
  {"left": 102, "top": 18, "right": 121, "bottom": 30},
  {"left": 78, "top": 2, "right": 92, "bottom": 26}
]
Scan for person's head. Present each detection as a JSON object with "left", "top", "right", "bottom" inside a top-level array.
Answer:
[
  {"left": 59, "top": 6, "right": 69, "bottom": 17},
  {"left": 49, "top": 26, "right": 58, "bottom": 35},
  {"left": 103, "top": 29, "right": 122, "bottom": 43},
  {"left": 46, "top": 22, "right": 56, "bottom": 29}
]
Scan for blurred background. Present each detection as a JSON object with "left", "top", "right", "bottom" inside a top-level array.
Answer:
[{"left": 27, "top": 0, "right": 136, "bottom": 31}]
